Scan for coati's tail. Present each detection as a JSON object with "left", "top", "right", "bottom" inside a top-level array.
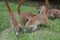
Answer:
[
  {"left": 5, "top": 0, "right": 12, "bottom": 13},
  {"left": 18, "top": 0, "right": 24, "bottom": 15},
  {"left": 45, "top": 0, "right": 49, "bottom": 16}
]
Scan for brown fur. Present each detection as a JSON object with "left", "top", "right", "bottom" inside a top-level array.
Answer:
[
  {"left": 19, "top": 12, "right": 36, "bottom": 25},
  {"left": 24, "top": 14, "right": 48, "bottom": 31},
  {"left": 40, "top": 0, "right": 49, "bottom": 16},
  {"left": 18, "top": 0, "right": 36, "bottom": 25},
  {"left": 39, "top": 5, "right": 46, "bottom": 15},
  {"left": 24, "top": 6, "right": 48, "bottom": 32},
  {"left": 49, "top": 9, "right": 60, "bottom": 18},
  {"left": 24, "top": 0, "right": 49, "bottom": 32},
  {"left": 5, "top": 0, "right": 22, "bottom": 36},
  {"left": 39, "top": 7, "right": 60, "bottom": 19}
]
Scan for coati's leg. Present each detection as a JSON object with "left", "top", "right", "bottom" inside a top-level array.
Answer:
[{"left": 15, "top": 25, "right": 22, "bottom": 37}]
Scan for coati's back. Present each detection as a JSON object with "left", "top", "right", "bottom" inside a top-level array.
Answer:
[
  {"left": 25, "top": 14, "right": 48, "bottom": 27},
  {"left": 20, "top": 12, "right": 36, "bottom": 19}
]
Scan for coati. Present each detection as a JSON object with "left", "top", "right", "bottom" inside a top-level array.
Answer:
[
  {"left": 49, "top": 9, "right": 60, "bottom": 19},
  {"left": 18, "top": 0, "right": 36, "bottom": 25},
  {"left": 24, "top": 14, "right": 48, "bottom": 32},
  {"left": 40, "top": 6, "right": 60, "bottom": 19},
  {"left": 24, "top": 0, "right": 49, "bottom": 32},
  {"left": 39, "top": 6, "right": 60, "bottom": 19},
  {"left": 5, "top": 0, "right": 22, "bottom": 37}
]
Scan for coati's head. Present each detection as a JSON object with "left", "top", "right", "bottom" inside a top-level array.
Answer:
[
  {"left": 48, "top": 12, "right": 55, "bottom": 19},
  {"left": 39, "top": 5, "right": 46, "bottom": 15},
  {"left": 48, "top": 9, "right": 58, "bottom": 19}
]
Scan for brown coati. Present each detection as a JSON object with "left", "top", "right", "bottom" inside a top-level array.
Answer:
[
  {"left": 49, "top": 9, "right": 60, "bottom": 19},
  {"left": 18, "top": 0, "right": 36, "bottom": 25},
  {"left": 5, "top": 0, "right": 22, "bottom": 37},
  {"left": 24, "top": 0, "right": 49, "bottom": 32}
]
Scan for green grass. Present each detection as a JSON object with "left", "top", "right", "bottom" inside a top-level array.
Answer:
[{"left": 0, "top": 2, "right": 60, "bottom": 40}]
